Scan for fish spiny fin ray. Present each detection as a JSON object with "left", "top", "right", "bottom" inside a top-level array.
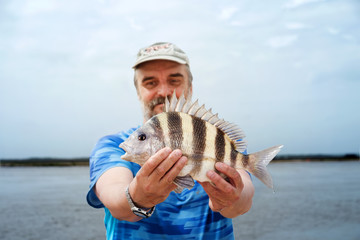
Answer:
[
  {"left": 169, "top": 91, "right": 177, "bottom": 112},
  {"left": 208, "top": 113, "right": 220, "bottom": 125},
  {"left": 175, "top": 93, "right": 186, "bottom": 112},
  {"left": 194, "top": 104, "right": 207, "bottom": 118},
  {"left": 166, "top": 91, "right": 247, "bottom": 151},
  {"left": 165, "top": 96, "right": 170, "bottom": 112},
  {"left": 187, "top": 100, "right": 200, "bottom": 116},
  {"left": 201, "top": 108, "right": 213, "bottom": 121},
  {"left": 181, "top": 99, "right": 192, "bottom": 113}
]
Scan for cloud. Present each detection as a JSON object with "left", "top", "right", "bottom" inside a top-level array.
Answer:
[
  {"left": 267, "top": 35, "right": 298, "bottom": 48},
  {"left": 8, "top": 0, "right": 58, "bottom": 16},
  {"left": 327, "top": 27, "right": 339, "bottom": 35},
  {"left": 285, "top": 22, "right": 308, "bottom": 30},
  {"left": 230, "top": 20, "right": 246, "bottom": 27},
  {"left": 1, "top": 0, "right": 359, "bottom": 157},
  {"left": 342, "top": 34, "right": 356, "bottom": 41},
  {"left": 128, "top": 18, "right": 143, "bottom": 31},
  {"left": 218, "top": 7, "right": 238, "bottom": 20},
  {"left": 283, "top": 0, "right": 325, "bottom": 9}
]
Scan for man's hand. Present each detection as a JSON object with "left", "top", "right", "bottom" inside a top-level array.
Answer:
[
  {"left": 199, "top": 162, "right": 254, "bottom": 218},
  {"left": 129, "top": 147, "right": 188, "bottom": 208},
  {"left": 95, "top": 147, "right": 187, "bottom": 222}
]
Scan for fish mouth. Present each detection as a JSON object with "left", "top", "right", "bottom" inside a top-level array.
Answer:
[
  {"left": 119, "top": 142, "right": 128, "bottom": 152},
  {"left": 119, "top": 142, "right": 134, "bottom": 161},
  {"left": 121, "top": 152, "right": 131, "bottom": 161}
]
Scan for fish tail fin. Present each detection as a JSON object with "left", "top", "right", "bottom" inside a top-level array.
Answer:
[{"left": 248, "top": 145, "right": 283, "bottom": 189}]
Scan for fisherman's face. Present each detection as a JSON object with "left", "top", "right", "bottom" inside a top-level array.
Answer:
[{"left": 135, "top": 60, "right": 192, "bottom": 122}]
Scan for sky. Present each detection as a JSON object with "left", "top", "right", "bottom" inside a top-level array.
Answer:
[{"left": 0, "top": 0, "right": 359, "bottom": 159}]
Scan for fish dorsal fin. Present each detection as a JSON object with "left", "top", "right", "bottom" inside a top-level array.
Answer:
[
  {"left": 169, "top": 91, "right": 177, "bottom": 112},
  {"left": 165, "top": 95, "right": 170, "bottom": 112},
  {"left": 166, "top": 91, "right": 247, "bottom": 152},
  {"left": 201, "top": 108, "right": 213, "bottom": 121},
  {"left": 187, "top": 99, "right": 200, "bottom": 116},
  {"left": 194, "top": 104, "right": 207, "bottom": 118},
  {"left": 175, "top": 93, "right": 186, "bottom": 112}
]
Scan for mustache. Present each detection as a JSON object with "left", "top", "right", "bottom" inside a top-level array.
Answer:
[{"left": 147, "top": 96, "right": 167, "bottom": 111}]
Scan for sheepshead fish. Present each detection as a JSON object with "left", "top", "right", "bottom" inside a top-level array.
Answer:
[{"left": 120, "top": 91, "right": 283, "bottom": 192}]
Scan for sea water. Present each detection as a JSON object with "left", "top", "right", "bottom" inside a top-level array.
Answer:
[{"left": 0, "top": 161, "right": 359, "bottom": 240}]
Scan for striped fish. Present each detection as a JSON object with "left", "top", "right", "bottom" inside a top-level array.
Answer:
[{"left": 120, "top": 91, "right": 283, "bottom": 192}]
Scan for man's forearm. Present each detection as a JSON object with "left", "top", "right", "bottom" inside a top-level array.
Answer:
[{"left": 95, "top": 167, "right": 142, "bottom": 222}]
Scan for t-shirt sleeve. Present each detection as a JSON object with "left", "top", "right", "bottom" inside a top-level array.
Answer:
[{"left": 86, "top": 131, "right": 141, "bottom": 208}]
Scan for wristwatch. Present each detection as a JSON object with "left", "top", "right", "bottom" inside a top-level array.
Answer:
[{"left": 125, "top": 185, "right": 155, "bottom": 218}]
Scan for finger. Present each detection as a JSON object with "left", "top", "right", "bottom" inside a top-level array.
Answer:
[
  {"left": 206, "top": 170, "right": 234, "bottom": 193},
  {"left": 199, "top": 182, "right": 228, "bottom": 210},
  {"left": 139, "top": 147, "right": 172, "bottom": 176},
  {"left": 214, "top": 163, "right": 243, "bottom": 190},
  {"left": 198, "top": 181, "right": 215, "bottom": 194},
  {"left": 149, "top": 149, "right": 182, "bottom": 181},
  {"left": 215, "top": 162, "right": 238, "bottom": 179},
  {"left": 161, "top": 156, "right": 188, "bottom": 185},
  {"left": 198, "top": 182, "right": 223, "bottom": 202},
  {"left": 209, "top": 199, "right": 226, "bottom": 212}
]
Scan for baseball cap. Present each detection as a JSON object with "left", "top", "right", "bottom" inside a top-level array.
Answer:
[{"left": 133, "top": 42, "right": 189, "bottom": 68}]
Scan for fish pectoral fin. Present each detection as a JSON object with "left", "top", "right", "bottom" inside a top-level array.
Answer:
[
  {"left": 174, "top": 186, "right": 184, "bottom": 193},
  {"left": 173, "top": 174, "right": 195, "bottom": 192}
]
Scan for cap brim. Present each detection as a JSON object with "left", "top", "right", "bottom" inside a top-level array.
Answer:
[{"left": 133, "top": 55, "right": 187, "bottom": 68}]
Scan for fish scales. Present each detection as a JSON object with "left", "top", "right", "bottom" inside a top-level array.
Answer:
[
  {"left": 133, "top": 110, "right": 250, "bottom": 183},
  {"left": 120, "top": 91, "right": 283, "bottom": 191},
  {"left": 167, "top": 112, "right": 183, "bottom": 150},
  {"left": 156, "top": 111, "right": 226, "bottom": 180}
]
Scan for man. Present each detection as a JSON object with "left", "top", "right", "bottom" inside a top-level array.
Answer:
[{"left": 87, "top": 42, "right": 254, "bottom": 239}]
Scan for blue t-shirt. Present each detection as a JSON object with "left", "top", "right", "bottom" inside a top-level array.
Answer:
[{"left": 87, "top": 127, "right": 234, "bottom": 240}]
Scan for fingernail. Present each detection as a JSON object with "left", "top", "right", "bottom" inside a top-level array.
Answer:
[
  {"left": 164, "top": 147, "right": 172, "bottom": 153},
  {"left": 173, "top": 149, "right": 182, "bottom": 156},
  {"left": 216, "top": 162, "right": 223, "bottom": 170}
]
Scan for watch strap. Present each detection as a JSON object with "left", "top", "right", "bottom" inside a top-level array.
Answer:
[{"left": 125, "top": 185, "right": 155, "bottom": 218}]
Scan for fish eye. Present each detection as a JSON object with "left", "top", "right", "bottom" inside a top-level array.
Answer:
[{"left": 138, "top": 133, "right": 146, "bottom": 141}]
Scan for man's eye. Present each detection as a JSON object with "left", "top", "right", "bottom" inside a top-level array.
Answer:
[
  {"left": 144, "top": 81, "right": 157, "bottom": 89},
  {"left": 169, "top": 79, "right": 181, "bottom": 85}
]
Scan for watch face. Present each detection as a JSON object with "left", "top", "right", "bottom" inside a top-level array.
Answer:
[
  {"left": 126, "top": 185, "right": 155, "bottom": 218},
  {"left": 131, "top": 206, "right": 155, "bottom": 218},
  {"left": 133, "top": 210, "right": 150, "bottom": 218}
]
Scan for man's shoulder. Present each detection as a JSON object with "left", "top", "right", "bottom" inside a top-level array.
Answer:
[
  {"left": 90, "top": 127, "right": 139, "bottom": 158},
  {"left": 98, "top": 127, "right": 139, "bottom": 145}
]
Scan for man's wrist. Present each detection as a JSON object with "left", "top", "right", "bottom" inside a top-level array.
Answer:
[
  {"left": 128, "top": 184, "right": 152, "bottom": 209},
  {"left": 125, "top": 185, "right": 155, "bottom": 218}
]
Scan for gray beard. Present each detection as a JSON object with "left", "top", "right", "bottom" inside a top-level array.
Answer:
[{"left": 141, "top": 96, "right": 166, "bottom": 121}]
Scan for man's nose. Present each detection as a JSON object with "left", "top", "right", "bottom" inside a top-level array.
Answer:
[{"left": 157, "top": 84, "right": 173, "bottom": 97}]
